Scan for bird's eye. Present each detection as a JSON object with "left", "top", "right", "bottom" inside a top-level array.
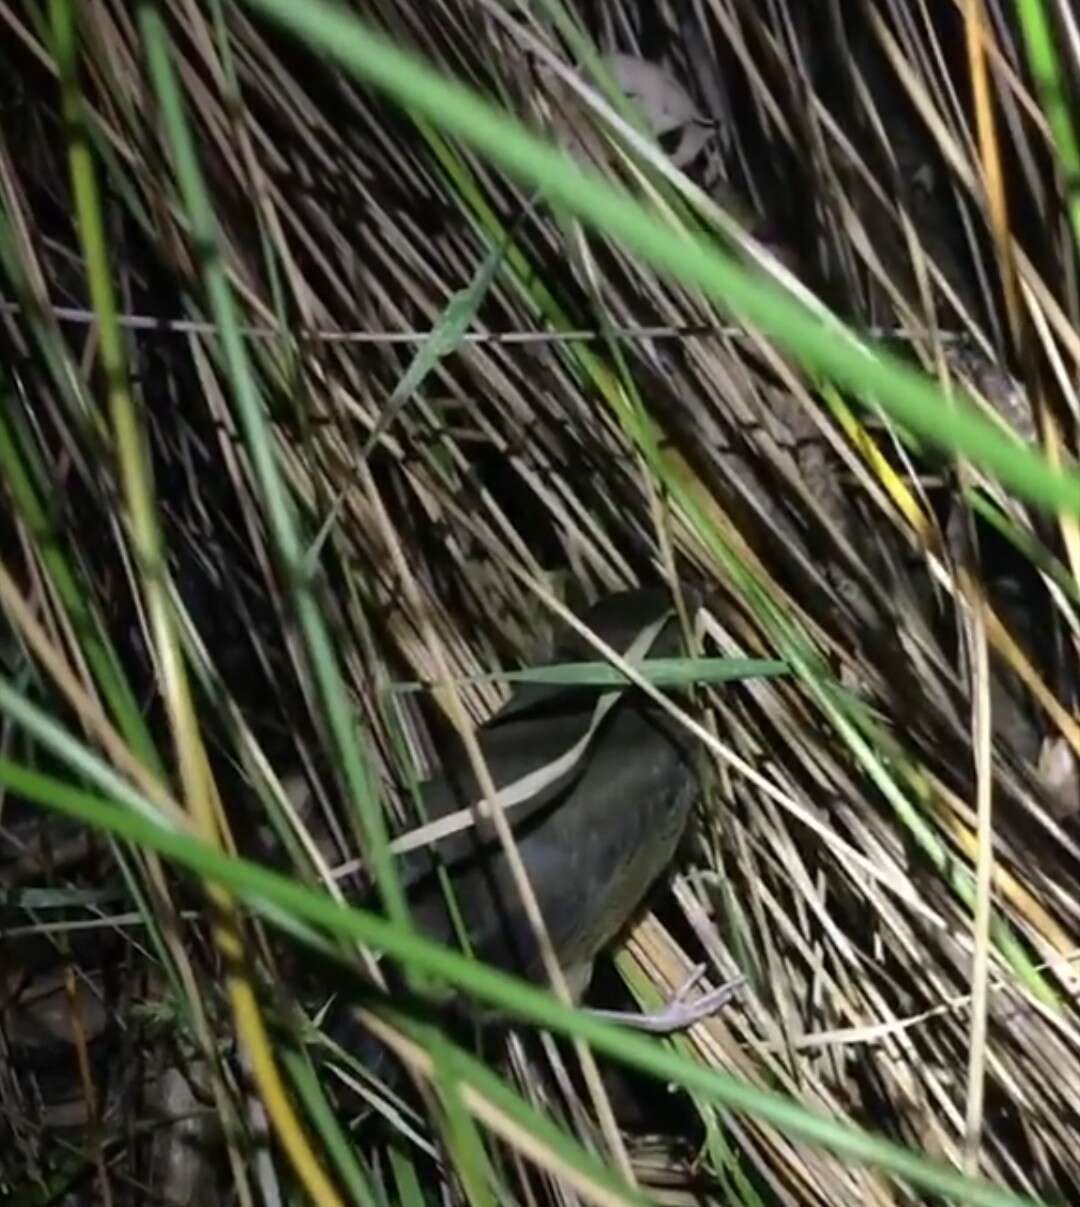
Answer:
[{"left": 659, "top": 128, "right": 683, "bottom": 157}]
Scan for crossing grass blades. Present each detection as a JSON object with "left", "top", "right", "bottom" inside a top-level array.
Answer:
[{"left": 1, "top": 1, "right": 1079, "bottom": 1204}]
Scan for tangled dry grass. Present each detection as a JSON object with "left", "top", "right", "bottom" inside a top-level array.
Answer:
[{"left": 2, "top": 1, "right": 1080, "bottom": 1204}]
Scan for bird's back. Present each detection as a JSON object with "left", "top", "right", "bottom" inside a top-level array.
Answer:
[
  {"left": 406, "top": 697, "right": 696, "bottom": 986},
  {"left": 399, "top": 588, "right": 700, "bottom": 989}
]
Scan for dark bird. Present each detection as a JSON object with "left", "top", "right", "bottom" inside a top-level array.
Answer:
[
  {"left": 322, "top": 588, "right": 718, "bottom": 1064},
  {"left": 392, "top": 587, "right": 702, "bottom": 1004}
]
